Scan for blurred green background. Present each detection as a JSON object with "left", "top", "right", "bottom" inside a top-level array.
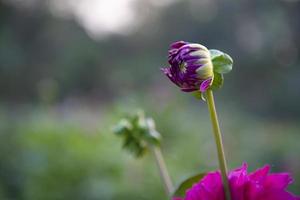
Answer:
[{"left": 0, "top": 0, "right": 300, "bottom": 199}]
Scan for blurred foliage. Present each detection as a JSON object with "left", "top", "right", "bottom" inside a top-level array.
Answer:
[
  {"left": 113, "top": 110, "right": 161, "bottom": 157},
  {"left": 0, "top": 0, "right": 300, "bottom": 199},
  {"left": 0, "top": 101, "right": 300, "bottom": 199},
  {"left": 0, "top": 0, "right": 300, "bottom": 118}
]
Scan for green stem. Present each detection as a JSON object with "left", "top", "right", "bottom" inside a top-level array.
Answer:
[
  {"left": 206, "top": 89, "right": 231, "bottom": 200},
  {"left": 151, "top": 146, "right": 173, "bottom": 198}
]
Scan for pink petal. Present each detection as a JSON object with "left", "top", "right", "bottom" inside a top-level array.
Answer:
[
  {"left": 257, "top": 189, "right": 299, "bottom": 200},
  {"left": 229, "top": 163, "right": 248, "bottom": 200},
  {"left": 249, "top": 165, "right": 270, "bottom": 182},
  {"left": 264, "top": 173, "right": 293, "bottom": 189}
]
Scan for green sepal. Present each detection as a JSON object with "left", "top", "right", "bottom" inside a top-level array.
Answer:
[
  {"left": 192, "top": 91, "right": 206, "bottom": 101},
  {"left": 209, "top": 49, "right": 233, "bottom": 74},
  {"left": 210, "top": 72, "right": 224, "bottom": 90},
  {"left": 172, "top": 172, "right": 207, "bottom": 197}
]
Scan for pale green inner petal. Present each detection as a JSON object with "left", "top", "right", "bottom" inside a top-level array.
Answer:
[
  {"left": 179, "top": 63, "right": 187, "bottom": 73},
  {"left": 196, "top": 63, "right": 213, "bottom": 79}
]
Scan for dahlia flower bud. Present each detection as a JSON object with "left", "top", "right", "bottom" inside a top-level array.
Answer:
[{"left": 162, "top": 41, "right": 233, "bottom": 96}]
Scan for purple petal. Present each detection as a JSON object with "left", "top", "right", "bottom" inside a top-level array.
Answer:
[
  {"left": 170, "top": 41, "right": 187, "bottom": 50},
  {"left": 199, "top": 79, "right": 212, "bottom": 92}
]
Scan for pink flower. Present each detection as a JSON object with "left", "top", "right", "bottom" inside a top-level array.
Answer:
[{"left": 175, "top": 163, "right": 300, "bottom": 200}]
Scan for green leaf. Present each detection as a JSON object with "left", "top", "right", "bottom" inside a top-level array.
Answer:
[
  {"left": 210, "top": 72, "right": 224, "bottom": 90},
  {"left": 173, "top": 173, "right": 207, "bottom": 197},
  {"left": 209, "top": 49, "right": 233, "bottom": 74}
]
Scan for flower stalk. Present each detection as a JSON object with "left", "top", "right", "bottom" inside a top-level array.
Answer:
[
  {"left": 151, "top": 145, "right": 174, "bottom": 198},
  {"left": 206, "top": 89, "right": 231, "bottom": 200},
  {"left": 113, "top": 111, "right": 173, "bottom": 198}
]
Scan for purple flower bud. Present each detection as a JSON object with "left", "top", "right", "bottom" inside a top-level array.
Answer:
[{"left": 162, "top": 41, "right": 214, "bottom": 93}]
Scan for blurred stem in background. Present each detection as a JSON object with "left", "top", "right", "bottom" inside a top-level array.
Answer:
[
  {"left": 151, "top": 142, "right": 173, "bottom": 197},
  {"left": 113, "top": 111, "right": 173, "bottom": 198},
  {"left": 206, "top": 89, "right": 231, "bottom": 200}
]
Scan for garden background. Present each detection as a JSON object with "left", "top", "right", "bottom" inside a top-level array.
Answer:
[{"left": 0, "top": 0, "right": 300, "bottom": 199}]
